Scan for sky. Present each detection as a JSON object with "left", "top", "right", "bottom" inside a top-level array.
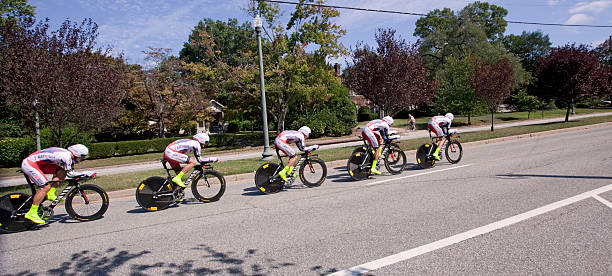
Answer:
[{"left": 30, "top": 0, "right": 612, "bottom": 66}]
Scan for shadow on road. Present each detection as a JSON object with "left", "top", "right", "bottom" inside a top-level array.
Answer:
[
  {"left": 497, "top": 174, "right": 612, "bottom": 180},
  {"left": 3, "top": 244, "right": 341, "bottom": 276}
]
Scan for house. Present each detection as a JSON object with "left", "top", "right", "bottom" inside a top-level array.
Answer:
[{"left": 196, "top": 100, "right": 225, "bottom": 133}]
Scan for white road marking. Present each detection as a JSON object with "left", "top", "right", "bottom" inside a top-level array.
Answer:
[
  {"left": 593, "top": 195, "right": 612, "bottom": 209},
  {"left": 365, "top": 164, "right": 473, "bottom": 186},
  {"left": 328, "top": 183, "right": 612, "bottom": 276}
]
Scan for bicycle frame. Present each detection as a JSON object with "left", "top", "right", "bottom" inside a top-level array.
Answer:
[
  {"left": 14, "top": 171, "right": 86, "bottom": 217},
  {"left": 357, "top": 137, "right": 393, "bottom": 168},
  {"left": 427, "top": 130, "right": 460, "bottom": 156},
  {"left": 271, "top": 147, "right": 318, "bottom": 182}
]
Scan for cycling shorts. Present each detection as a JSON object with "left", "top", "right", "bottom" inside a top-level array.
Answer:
[
  {"left": 274, "top": 137, "right": 296, "bottom": 157},
  {"left": 21, "top": 159, "right": 58, "bottom": 187},
  {"left": 362, "top": 127, "right": 381, "bottom": 149},
  {"left": 164, "top": 148, "right": 189, "bottom": 171},
  {"left": 427, "top": 119, "right": 448, "bottom": 137}
]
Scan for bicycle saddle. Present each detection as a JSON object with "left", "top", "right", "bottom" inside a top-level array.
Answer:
[{"left": 303, "top": 145, "right": 319, "bottom": 152}]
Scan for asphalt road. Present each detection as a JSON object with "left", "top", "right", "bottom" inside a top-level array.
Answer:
[{"left": 1, "top": 125, "right": 611, "bottom": 275}]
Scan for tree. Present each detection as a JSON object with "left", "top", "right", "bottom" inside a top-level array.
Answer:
[
  {"left": 0, "top": 0, "right": 35, "bottom": 27},
  {"left": 512, "top": 89, "right": 541, "bottom": 119},
  {"left": 140, "top": 47, "right": 207, "bottom": 138},
  {"left": 503, "top": 31, "right": 552, "bottom": 73},
  {"left": 594, "top": 37, "right": 612, "bottom": 65},
  {"left": 434, "top": 54, "right": 485, "bottom": 125},
  {"left": 471, "top": 58, "right": 514, "bottom": 131},
  {"left": 533, "top": 44, "right": 608, "bottom": 122},
  {"left": 0, "top": 18, "right": 126, "bottom": 146},
  {"left": 344, "top": 28, "right": 436, "bottom": 117}
]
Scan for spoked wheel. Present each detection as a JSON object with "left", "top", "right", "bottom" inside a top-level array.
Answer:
[
  {"left": 299, "top": 157, "right": 327, "bottom": 187},
  {"left": 254, "top": 162, "right": 284, "bottom": 194},
  {"left": 347, "top": 151, "right": 372, "bottom": 181},
  {"left": 135, "top": 176, "right": 174, "bottom": 211},
  {"left": 445, "top": 140, "right": 463, "bottom": 164},
  {"left": 192, "top": 170, "right": 226, "bottom": 202},
  {"left": 0, "top": 193, "right": 35, "bottom": 233},
  {"left": 416, "top": 143, "right": 436, "bottom": 169},
  {"left": 65, "top": 184, "right": 109, "bottom": 221},
  {"left": 384, "top": 144, "right": 407, "bottom": 174}
]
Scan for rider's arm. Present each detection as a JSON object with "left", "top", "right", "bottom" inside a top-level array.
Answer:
[
  {"left": 296, "top": 139, "right": 305, "bottom": 152},
  {"left": 379, "top": 127, "right": 389, "bottom": 141},
  {"left": 193, "top": 142, "right": 202, "bottom": 163}
]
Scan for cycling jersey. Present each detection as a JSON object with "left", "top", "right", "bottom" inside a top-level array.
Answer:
[
  {"left": 164, "top": 139, "right": 202, "bottom": 170},
  {"left": 21, "top": 147, "right": 77, "bottom": 187},
  {"left": 274, "top": 130, "right": 306, "bottom": 157},
  {"left": 428, "top": 115, "right": 452, "bottom": 137},
  {"left": 362, "top": 119, "right": 390, "bottom": 148}
]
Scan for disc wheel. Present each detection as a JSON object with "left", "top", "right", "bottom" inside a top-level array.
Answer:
[
  {"left": 192, "top": 170, "right": 226, "bottom": 202},
  {"left": 135, "top": 176, "right": 174, "bottom": 211},
  {"left": 0, "top": 193, "right": 35, "bottom": 233},
  {"left": 299, "top": 157, "right": 327, "bottom": 187},
  {"left": 384, "top": 144, "right": 407, "bottom": 174},
  {"left": 65, "top": 184, "right": 109, "bottom": 221},
  {"left": 254, "top": 162, "right": 284, "bottom": 194},
  {"left": 351, "top": 145, "right": 368, "bottom": 155},
  {"left": 445, "top": 140, "right": 463, "bottom": 164},
  {"left": 416, "top": 143, "right": 436, "bottom": 169},
  {"left": 347, "top": 151, "right": 372, "bottom": 181}
]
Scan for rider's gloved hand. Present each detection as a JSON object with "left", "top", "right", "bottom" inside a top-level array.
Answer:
[
  {"left": 75, "top": 170, "right": 96, "bottom": 178},
  {"left": 209, "top": 157, "right": 219, "bottom": 162}
]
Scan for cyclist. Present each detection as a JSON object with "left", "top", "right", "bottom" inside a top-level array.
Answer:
[
  {"left": 362, "top": 116, "right": 394, "bottom": 175},
  {"left": 164, "top": 133, "right": 218, "bottom": 188},
  {"left": 21, "top": 144, "right": 93, "bottom": 224},
  {"left": 274, "top": 126, "right": 311, "bottom": 182},
  {"left": 427, "top": 113, "right": 454, "bottom": 160}
]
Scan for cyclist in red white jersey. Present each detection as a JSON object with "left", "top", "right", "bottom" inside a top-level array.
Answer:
[
  {"left": 274, "top": 126, "right": 311, "bottom": 182},
  {"left": 164, "top": 133, "right": 218, "bottom": 187},
  {"left": 362, "top": 116, "right": 394, "bottom": 175},
  {"left": 427, "top": 113, "right": 454, "bottom": 160},
  {"left": 21, "top": 144, "right": 94, "bottom": 224}
]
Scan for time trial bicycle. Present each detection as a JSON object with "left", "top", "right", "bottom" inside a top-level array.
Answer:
[
  {"left": 347, "top": 133, "right": 407, "bottom": 181},
  {"left": 416, "top": 129, "right": 463, "bottom": 169}
]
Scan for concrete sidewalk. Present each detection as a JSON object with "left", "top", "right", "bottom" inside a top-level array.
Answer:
[{"left": 2, "top": 111, "right": 611, "bottom": 188}]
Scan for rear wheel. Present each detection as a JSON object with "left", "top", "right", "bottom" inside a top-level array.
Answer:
[
  {"left": 191, "top": 170, "right": 225, "bottom": 202},
  {"left": 384, "top": 144, "right": 407, "bottom": 174},
  {"left": 135, "top": 176, "right": 174, "bottom": 211},
  {"left": 65, "top": 184, "right": 109, "bottom": 221},
  {"left": 416, "top": 143, "right": 436, "bottom": 169},
  {"left": 254, "top": 162, "right": 284, "bottom": 194},
  {"left": 351, "top": 145, "right": 368, "bottom": 155},
  {"left": 445, "top": 140, "right": 463, "bottom": 164},
  {"left": 0, "top": 193, "right": 35, "bottom": 233},
  {"left": 299, "top": 157, "right": 327, "bottom": 187},
  {"left": 347, "top": 151, "right": 372, "bottom": 181}
]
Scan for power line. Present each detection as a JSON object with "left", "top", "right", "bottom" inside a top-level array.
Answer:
[{"left": 262, "top": 0, "right": 612, "bottom": 28}]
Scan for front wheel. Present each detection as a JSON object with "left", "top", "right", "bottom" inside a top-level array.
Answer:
[
  {"left": 416, "top": 143, "right": 436, "bottom": 169},
  {"left": 65, "top": 184, "right": 109, "bottom": 221},
  {"left": 445, "top": 140, "right": 463, "bottom": 164},
  {"left": 192, "top": 170, "right": 226, "bottom": 202},
  {"left": 135, "top": 176, "right": 174, "bottom": 211},
  {"left": 384, "top": 144, "right": 407, "bottom": 174},
  {"left": 0, "top": 193, "right": 35, "bottom": 233},
  {"left": 254, "top": 162, "right": 284, "bottom": 194},
  {"left": 299, "top": 157, "right": 327, "bottom": 187}
]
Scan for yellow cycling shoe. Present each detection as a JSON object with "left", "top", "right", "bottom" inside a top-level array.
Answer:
[
  {"left": 370, "top": 168, "right": 382, "bottom": 175},
  {"left": 25, "top": 211, "right": 46, "bottom": 224}
]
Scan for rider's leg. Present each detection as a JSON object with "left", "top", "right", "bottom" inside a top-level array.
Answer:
[
  {"left": 172, "top": 157, "right": 196, "bottom": 188},
  {"left": 46, "top": 169, "right": 65, "bottom": 202},
  {"left": 370, "top": 136, "right": 383, "bottom": 175},
  {"left": 25, "top": 183, "right": 51, "bottom": 224},
  {"left": 279, "top": 155, "right": 298, "bottom": 181},
  {"left": 433, "top": 137, "right": 445, "bottom": 160}
]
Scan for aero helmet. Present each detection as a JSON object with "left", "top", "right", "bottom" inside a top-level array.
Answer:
[
  {"left": 67, "top": 144, "right": 89, "bottom": 158},
  {"left": 382, "top": 116, "right": 394, "bottom": 125},
  {"left": 298, "top": 126, "right": 311, "bottom": 137},
  {"left": 193, "top": 133, "right": 210, "bottom": 144},
  {"left": 445, "top": 113, "right": 454, "bottom": 121}
]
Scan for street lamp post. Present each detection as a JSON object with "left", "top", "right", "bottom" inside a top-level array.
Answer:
[
  {"left": 33, "top": 99, "right": 41, "bottom": 151},
  {"left": 253, "top": 14, "right": 273, "bottom": 160}
]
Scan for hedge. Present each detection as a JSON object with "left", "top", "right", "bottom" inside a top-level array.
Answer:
[{"left": 0, "top": 137, "right": 36, "bottom": 167}]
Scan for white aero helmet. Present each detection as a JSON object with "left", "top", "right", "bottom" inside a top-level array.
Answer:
[
  {"left": 445, "top": 113, "right": 454, "bottom": 121},
  {"left": 382, "top": 116, "right": 394, "bottom": 125},
  {"left": 193, "top": 133, "right": 210, "bottom": 144},
  {"left": 68, "top": 144, "right": 89, "bottom": 158},
  {"left": 298, "top": 126, "right": 311, "bottom": 137}
]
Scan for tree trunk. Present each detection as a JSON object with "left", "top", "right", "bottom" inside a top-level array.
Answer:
[
  {"left": 527, "top": 111, "right": 530, "bottom": 119},
  {"left": 468, "top": 113, "right": 471, "bottom": 125},
  {"left": 490, "top": 111, "right": 494, "bottom": 132},
  {"left": 159, "top": 115, "right": 165, "bottom": 138},
  {"left": 276, "top": 106, "right": 288, "bottom": 134},
  {"left": 565, "top": 104, "right": 570, "bottom": 122}
]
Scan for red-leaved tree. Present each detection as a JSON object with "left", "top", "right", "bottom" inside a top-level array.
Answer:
[
  {"left": 0, "top": 18, "right": 126, "bottom": 146},
  {"left": 343, "top": 28, "right": 436, "bottom": 117},
  {"left": 471, "top": 58, "right": 514, "bottom": 131},
  {"left": 533, "top": 44, "right": 608, "bottom": 122}
]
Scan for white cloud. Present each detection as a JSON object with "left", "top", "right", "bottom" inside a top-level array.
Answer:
[
  {"left": 569, "top": 1, "right": 612, "bottom": 13},
  {"left": 565, "top": 13, "right": 594, "bottom": 24},
  {"left": 547, "top": 0, "right": 562, "bottom": 5}
]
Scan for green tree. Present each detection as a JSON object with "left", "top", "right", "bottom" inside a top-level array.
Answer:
[
  {"left": 503, "top": 31, "right": 552, "bottom": 73},
  {"left": 512, "top": 89, "right": 541, "bottom": 119},
  {"left": 434, "top": 54, "right": 484, "bottom": 125},
  {"left": 0, "top": 0, "right": 34, "bottom": 26}
]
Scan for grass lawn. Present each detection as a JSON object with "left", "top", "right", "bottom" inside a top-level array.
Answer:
[{"left": 2, "top": 114, "right": 611, "bottom": 197}]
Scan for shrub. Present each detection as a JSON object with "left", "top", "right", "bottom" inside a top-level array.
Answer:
[
  {"left": 227, "top": 120, "right": 240, "bottom": 133},
  {"left": 0, "top": 137, "right": 36, "bottom": 166}
]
